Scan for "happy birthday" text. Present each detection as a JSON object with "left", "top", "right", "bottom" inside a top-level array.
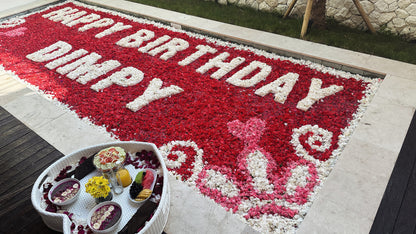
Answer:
[{"left": 26, "top": 6, "right": 344, "bottom": 112}]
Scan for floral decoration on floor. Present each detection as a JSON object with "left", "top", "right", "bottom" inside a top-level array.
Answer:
[{"left": 0, "top": 1, "right": 380, "bottom": 233}]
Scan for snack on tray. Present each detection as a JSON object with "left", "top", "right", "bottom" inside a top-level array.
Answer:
[
  {"left": 48, "top": 178, "right": 81, "bottom": 206},
  {"left": 51, "top": 179, "right": 80, "bottom": 204},
  {"left": 93, "top": 147, "right": 126, "bottom": 172},
  {"left": 142, "top": 170, "right": 154, "bottom": 189},
  {"left": 136, "top": 189, "right": 152, "bottom": 200},
  {"left": 134, "top": 171, "right": 144, "bottom": 184},
  {"left": 116, "top": 168, "right": 132, "bottom": 187},
  {"left": 88, "top": 202, "right": 122, "bottom": 232},
  {"left": 52, "top": 182, "right": 79, "bottom": 203},
  {"left": 129, "top": 169, "right": 155, "bottom": 202}
]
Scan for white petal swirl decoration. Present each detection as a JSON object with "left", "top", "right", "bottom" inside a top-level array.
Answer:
[
  {"left": 159, "top": 140, "right": 204, "bottom": 186},
  {"left": 291, "top": 124, "right": 333, "bottom": 164}
]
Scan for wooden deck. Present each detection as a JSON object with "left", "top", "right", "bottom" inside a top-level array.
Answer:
[
  {"left": 0, "top": 106, "right": 61, "bottom": 233},
  {"left": 1, "top": 105, "right": 416, "bottom": 233},
  {"left": 370, "top": 112, "right": 416, "bottom": 234}
]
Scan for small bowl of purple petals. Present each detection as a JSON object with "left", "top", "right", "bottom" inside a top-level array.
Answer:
[
  {"left": 87, "top": 201, "right": 122, "bottom": 234},
  {"left": 48, "top": 178, "right": 81, "bottom": 206}
]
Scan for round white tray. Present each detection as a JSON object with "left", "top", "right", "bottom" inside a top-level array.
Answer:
[{"left": 31, "top": 141, "right": 170, "bottom": 234}]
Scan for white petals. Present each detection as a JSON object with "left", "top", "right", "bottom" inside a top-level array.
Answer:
[
  {"left": 94, "top": 22, "right": 132, "bottom": 37},
  {"left": 226, "top": 61, "right": 272, "bottom": 88},
  {"left": 45, "top": 49, "right": 88, "bottom": 70},
  {"left": 255, "top": 72, "right": 299, "bottom": 104},
  {"left": 196, "top": 52, "right": 245, "bottom": 79},
  {"left": 148, "top": 38, "right": 189, "bottom": 60},
  {"left": 26, "top": 41, "right": 72, "bottom": 62},
  {"left": 91, "top": 66, "right": 144, "bottom": 91},
  {"left": 138, "top": 35, "right": 170, "bottom": 53},
  {"left": 66, "top": 13, "right": 100, "bottom": 27},
  {"left": 178, "top": 45, "right": 217, "bottom": 66},
  {"left": 296, "top": 78, "right": 344, "bottom": 111},
  {"left": 126, "top": 78, "right": 183, "bottom": 112},
  {"left": 79, "top": 18, "right": 114, "bottom": 33},
  {"left": 0, "top": 18, "right": 25, "bottom": 28},
  {"left": 116, "top": 29, "right": 154, "bottom": 48},
  {"left": 202, "top": 169, "right": 240, "bottom": 197},
  {"left": 291, "top": 124, "right": 333, "bottom": 163},
  {"left": 247, "top": 150, "right": 274, "bottom": 193},
  {"left": 56, "top": 52, "right": 121, "bottom": 84},
  {"left": 285, "top": 165, "right": 310, "bottom": 196},
  {"left": 159, "top": 140, "right": 204, "bottom": 186}
]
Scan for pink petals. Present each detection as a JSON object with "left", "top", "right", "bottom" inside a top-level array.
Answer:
[{"left": 0, "top": 27, "right": 27, "bottom": 37}]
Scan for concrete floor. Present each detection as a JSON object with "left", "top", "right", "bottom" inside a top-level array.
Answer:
[{"left": 1, "top": 0, "right": 416, "bottom": 233}]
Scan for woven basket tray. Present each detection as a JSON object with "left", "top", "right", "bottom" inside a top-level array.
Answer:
[{"left": 31, "top": 141, "right": 170, "bottom": 234}]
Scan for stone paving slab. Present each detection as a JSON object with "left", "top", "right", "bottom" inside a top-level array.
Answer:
[
  {"left": 0, "top": 0, "right": 59, "bottom": 18},
  {"left": 1, "top": 0, "right": 416, "bottom": 233}
]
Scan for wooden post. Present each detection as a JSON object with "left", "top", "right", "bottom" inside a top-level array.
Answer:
[
  {"left": 300, "top": 0, "right": 314, "bottom": 39},
  {"left": 352, "top": 0, "right": 376, "bottom": 34},
  {"left": 284, "top": 0, "right": 376, "bottom": 38},
  {"left": 283, "top": 0, "right": 298, "bottom": 19}
]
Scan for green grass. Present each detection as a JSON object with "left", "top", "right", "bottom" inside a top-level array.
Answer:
[{"left": 127, "top": 0, "right": 416, "bottom": 65}]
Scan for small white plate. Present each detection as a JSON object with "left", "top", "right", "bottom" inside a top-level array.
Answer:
[{"left": 128, "top": 168, "right": 157, "bottom": 204}]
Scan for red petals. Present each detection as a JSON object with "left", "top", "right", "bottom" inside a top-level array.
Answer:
[{"left": 1, "top": 3, "right": 379, "bottom": 231}]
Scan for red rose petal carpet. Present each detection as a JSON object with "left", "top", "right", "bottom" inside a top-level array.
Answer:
[{"left": 0, "top": 1, "right": 380, "bottom": 232}]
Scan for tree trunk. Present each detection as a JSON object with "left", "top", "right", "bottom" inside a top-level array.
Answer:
[{"left": 311, "top": 0, "right": 327, "bottom": 29}]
